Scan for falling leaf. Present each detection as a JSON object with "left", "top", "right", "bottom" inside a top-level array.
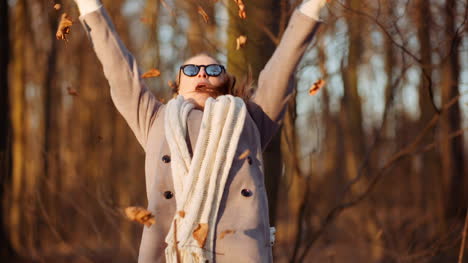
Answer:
[
  {"left": 160, "top": 0, "right": 176, "bottom": 17},
  {"left": 236, "top": 35, "right": 247, "bottom": 50},
  {"left": 233, "top": 0, "right": 246, "bottom": 19},
  {"left": 193, "top": 223, "right": 209, "bottom": 248},
  {"left": 125, "top": 206, "right": 156, "bottom": 227},
  {"left": 178, "top": 210, "right": 185, "bottom": 218},
  {"left": 140, "top": 17, "right": 151, "bottom": 25},
  {"left": 238, "top": 149, "right": 250, "bottom": 160},
  {"left": 219, "top": 229, "right": 236, "bottom": 239},
  {"left": 53, "top": 4, "right": 61, "bottom": 10},
  {"left": 56, "top": 13, "right": 73, "bottom": 41},
  {"left": 309, "top": 79, "right": 326, "bottom": 96},
  {"left": 67, "top": 87, "right": 78, "bottom": 96},
  {"left": 197, "top": 6, "right": 209, "bottom": 24},
  {"left": 141, "top": 68, "right": 161, "bottom": 78}
]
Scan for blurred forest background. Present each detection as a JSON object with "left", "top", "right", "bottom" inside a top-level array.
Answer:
[{"left": 1, "top": 0, "right": 467, "bottom": 262}]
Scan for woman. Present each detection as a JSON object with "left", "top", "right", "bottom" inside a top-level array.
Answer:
[{"left": 73, "top": 0, "right": 326, "bottom": 262}]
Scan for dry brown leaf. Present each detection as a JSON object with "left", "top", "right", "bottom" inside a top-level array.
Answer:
[
  {"left": 53, "top": 4, "right": 61, "bottom": 10},
  {"left": 125, "top": 206, "right": 156, "bottom": 227},
  {"left": 56, "top": 13, "right": 73, "bottom": 41},
  {"left": 178, "top": 210, "right": 185, "bottom": 218},
  {"left": 238, "top": 149, "right": 250, "bottom": 160},
  {"left": 141, "top": 68, "right": 161, "bottom": 78},
  {"left": 140, "top": 17, "right": 151, "bottom": 25},
  {"left": 309, "top": 79, "right": 326, "bottom": 96},
  {"left": 67, "top": 87, "right": 78, "bottom": 96},
  {"left": 233, "top": 0, "right": 246, "bottom": 19},
  {"left": 236, "top": 35, "right": 247, "bottom": 50},
  {"left": 197, "top": 6, "right": 209, "bottom": 24},
  {"left": 193, "top": 223, "right": 209, "bottom": 248},
  {"left": 160, "top": 0, "right": 176, "bottom": 17},
  {"left": 219, "top": 229, "right": 236, "bottom": 239}
]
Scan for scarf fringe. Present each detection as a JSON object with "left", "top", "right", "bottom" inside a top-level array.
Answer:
[{"left": 165, "top": 244, "right": 208, "bottom": 263}]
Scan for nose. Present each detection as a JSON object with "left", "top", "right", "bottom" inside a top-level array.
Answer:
[{"left": 197, "top": 67, "right": 207, "bottom": 78}]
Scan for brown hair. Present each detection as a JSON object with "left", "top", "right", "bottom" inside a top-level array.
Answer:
[{"left": 170, "top": 53, "right": 254, "bottom": 101}]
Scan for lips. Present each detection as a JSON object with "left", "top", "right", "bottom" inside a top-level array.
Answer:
[
  {"left": 195, "top": 82, "right": 210, "bottom": 88},
  {"left": 195, "top": 82, "right": 220, "bottom": 96}
]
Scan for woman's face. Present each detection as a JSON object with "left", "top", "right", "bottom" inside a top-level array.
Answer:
[{"left": 178, "top": 54, "right": 227, "bottom": 109}]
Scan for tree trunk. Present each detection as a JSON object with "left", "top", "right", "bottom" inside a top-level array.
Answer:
[
  {"left": 0, "top": 0, "right": 16, "bottom": 259},
  {"left": 414, "top": 0, "right": 442, "bottom": 216},
  {"left": 278, "top": 93, "right": 310, "bottom": 262},
  {"left": 441, "top": 0, "right": 465, "bottom": 220},
  {"left": 9, "top": 0, "right": 27, "bottom": 254},
  {"left": 141, "top": 0, "right": 163, "bottom": 91},
  {"left": 42, "top": 2, "right": 62, "bottom": 250},
  {"left": 341, "top": 0, "right": 365, "bottom": 182}
]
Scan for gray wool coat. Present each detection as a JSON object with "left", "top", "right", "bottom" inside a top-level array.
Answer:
[{"left": 79, "top": 7, "right": 320, "bottom": 263}]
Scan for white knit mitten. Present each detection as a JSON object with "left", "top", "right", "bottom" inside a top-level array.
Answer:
[
  {"left": 299, "top": 0, "right": 328, "bottom": 20},
  {"left": 73, "top": 0, "right": 102, "bottom": 15}
]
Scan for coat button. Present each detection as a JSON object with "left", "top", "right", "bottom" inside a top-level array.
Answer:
[
  {"left": 247, "top": 156, "right": 253, "bottom": 165},
  {"left": 163, "top": 191, "right": 173, "bottom": 199},
  {"left": 162, "top": 155, "right": 171, "bottom": 163},
  {"left": 241, "top": 189, "right": 253, "bottom": 197}
]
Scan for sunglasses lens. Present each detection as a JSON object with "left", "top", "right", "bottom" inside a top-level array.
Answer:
[
  {"left": 206, "top": 65, "right": 223, "bottom": 76},
  {"left": 182, "top": 65, "right": 199, "bottom": 76}
]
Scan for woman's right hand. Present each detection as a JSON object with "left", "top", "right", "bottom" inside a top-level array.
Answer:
[{"left": 73, "top": 0, "right": 102, "bottom": 16}]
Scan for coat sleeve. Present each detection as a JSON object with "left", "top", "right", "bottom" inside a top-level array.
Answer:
[
  {"left": 248, "top": 10, "right": 321, "bottom": 150},
  {"left": 79, "top": 6, "right": 161, "bottom": 151}
]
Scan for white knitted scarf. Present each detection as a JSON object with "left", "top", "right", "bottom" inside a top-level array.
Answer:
[{"left": 164, "top": 95, "right": 247, "bottom": 263}]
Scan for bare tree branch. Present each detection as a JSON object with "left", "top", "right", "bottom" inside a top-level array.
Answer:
[
  {"left": 458, "top": 209, "right": 468, "bottom": 263},
  {"left": 298, "top": 95, "right": 463, "bottom": 261}
]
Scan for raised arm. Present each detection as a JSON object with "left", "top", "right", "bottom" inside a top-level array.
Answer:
[
  {"left": 248, "top": 0, "right": 325, "bottom": 149},
  {"left": 75, "top": 0, "right": 161, "bottom": 151}
]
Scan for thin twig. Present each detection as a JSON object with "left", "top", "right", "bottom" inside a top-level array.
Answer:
[
  {"left": 333, "top": 0, "right": 422, "bottom": 64},
  {"left": 258, "top": 23, "right": 280, "bottom": 45},
  {"left": 422, "top": 127, "right": 468, "bottom": 153},
  {"left": 290, "top": 180, "right": 311, "bottom": 263},
  {"left": 458, "top": 209, "right": 468, "bottom": 263},
  {"left": 332, "top": 0, "right": 442, "bottom": 113}
]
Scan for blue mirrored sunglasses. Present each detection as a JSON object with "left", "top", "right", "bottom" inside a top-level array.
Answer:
[{"left": 179, "top": 64, "right": 225, "bottom": 77}]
